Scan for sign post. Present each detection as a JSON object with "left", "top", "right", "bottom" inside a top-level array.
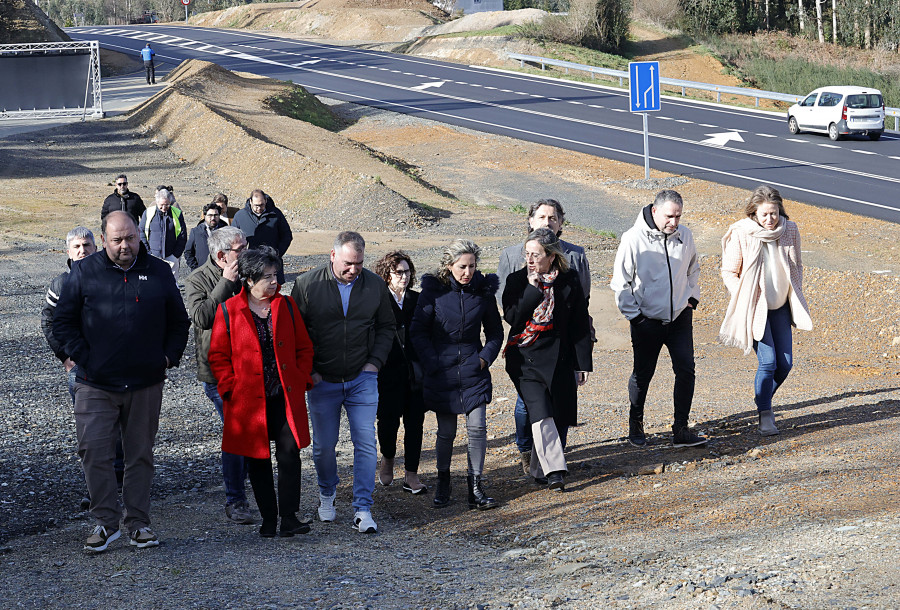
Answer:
[
  {"left": 628, "top": 61, "right": 661, "bottom": 180},
  {"left": 182, "top": 0, "right": 190, "bottom": 23}
]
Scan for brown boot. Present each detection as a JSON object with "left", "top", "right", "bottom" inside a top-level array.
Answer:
[
  {"left": 378, "top": 457, "right": 394, "bottom": 486},
  {"left": 519, "top": 451, "right": 531, "bottom": 475}
]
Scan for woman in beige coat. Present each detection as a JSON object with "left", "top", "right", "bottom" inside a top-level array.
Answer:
[{"left": 719, "top": 185, "right": 812, "bottom": 436}]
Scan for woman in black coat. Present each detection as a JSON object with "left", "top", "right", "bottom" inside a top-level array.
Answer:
[
  {"left": 373, "top": 251, "right": 427, "bottom": 494},
  {"left": 503, "top": 228, "right": 592, "bottom": 492},
  {"left": 410, "top": 239, "right": 503, "bottom": 510}
]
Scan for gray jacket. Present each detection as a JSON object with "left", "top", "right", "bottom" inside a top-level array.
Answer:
[{"left": 185, "top": 255, "right": 241, "bottom": 383}]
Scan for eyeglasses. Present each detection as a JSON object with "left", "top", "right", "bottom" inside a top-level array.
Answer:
[
  {"left": 524, "top": 252, "right": 546, "bottom": 261},
  {"left": 391, "top": 269, "right": 412, "bottom": 276},
  {"left": 205, "top": 212, "right": 221, "bottom": 217},
  {"left": 116, "top": 181, "right": 128, "bottom": 186},
  {"left": 229, "top": 244, "right": 248, "bottom": 253}
]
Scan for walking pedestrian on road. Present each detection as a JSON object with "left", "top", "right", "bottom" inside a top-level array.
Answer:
[{"left": 719, "top": 185, "right": 812, "bottom": 436}]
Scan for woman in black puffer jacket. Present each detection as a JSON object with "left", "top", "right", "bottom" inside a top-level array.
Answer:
[{"left": 411, "top": 239, "right": 503, "bottom": 511}]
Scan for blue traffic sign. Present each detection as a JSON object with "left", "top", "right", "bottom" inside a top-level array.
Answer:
[{"left": 629, "top": 61, "right": 660, "bottom": 112}]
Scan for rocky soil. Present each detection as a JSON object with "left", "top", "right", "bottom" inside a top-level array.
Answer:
[{"left": 1, "top": 27, "right": 900, "bottom": 610}]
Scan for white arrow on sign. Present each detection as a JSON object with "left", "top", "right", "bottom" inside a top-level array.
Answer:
[
  {"left": 701, "top": 131, "right": 745, "bottom": 146},
  {"left": 411, "top": 81, "right": 446, "bottom": 91}
]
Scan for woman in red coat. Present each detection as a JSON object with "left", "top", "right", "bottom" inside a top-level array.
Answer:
[{"left": 209, "top": 246, "right": 314, "bottom": 538}]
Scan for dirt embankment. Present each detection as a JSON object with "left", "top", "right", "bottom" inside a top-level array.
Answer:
[
  {"left": 0, "top": 0, "right": 69, "bottom": 44},
  {"left": 130, "top": 59, "right": 452, "bottom": 231}
]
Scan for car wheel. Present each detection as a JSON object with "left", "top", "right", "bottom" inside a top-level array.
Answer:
[
  {"left": 869, "top": 131, "right": 882, "bottom": 141},
  {"left": 828, "top": 123, "right": 841, "bottom": 141},
  {"left": 788, "top": 116, "right": 800, "bottom": 135}
]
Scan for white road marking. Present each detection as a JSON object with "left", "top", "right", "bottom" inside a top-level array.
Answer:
[
  {"left": 818, "top": 144, "right": 840, "bottom": 148},
  {"left": 786, "top": 138, "right": 806, "bottom": 143},
  {"left": 411, "top": 81, "right": 446, "bottom": 91},
  {"left": 674, "top": 119, "right": 693, "bottom": 124},
  {"left": 699, "top": 123, "right": 717, "bottom": 128},
  {"left": 852, "top": 150, "right": 877, "bottom": 155},
  {"left": 756, "top": 134, "right": 777, "bottom": 138},
  {"left": 701, "top": 132, "right": 745, "bottom": 146}
]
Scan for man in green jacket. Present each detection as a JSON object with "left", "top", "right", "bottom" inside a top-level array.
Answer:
[
  {"left": 185, "top": 226, "right": 254, "bottom": 524},
  {"left": 291, "top": 231, "right": 394, "bottom": 534}
]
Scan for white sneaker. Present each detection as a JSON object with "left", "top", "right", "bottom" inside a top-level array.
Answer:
[
  {"left": 352, "top": 510, "right": 377, "bottom": 534},
  {"left": 318, "top": 492, "right": 336, "bottom": 522}
]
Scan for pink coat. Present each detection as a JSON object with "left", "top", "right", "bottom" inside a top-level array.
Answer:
[{"left": 208, "top": 289, "right": 314, "bottom": 459}]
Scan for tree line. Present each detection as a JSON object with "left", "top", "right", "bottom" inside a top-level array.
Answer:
[
  {"left": 36, "top": 0, "right": 283, "bottom": 26},
  {"left": 678, "top": 0, "right": 900, "bottom": 50}
]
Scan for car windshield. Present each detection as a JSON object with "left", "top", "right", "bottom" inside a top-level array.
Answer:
[{"left": 846, "top": 94, "right": 883, "bottom": 109}]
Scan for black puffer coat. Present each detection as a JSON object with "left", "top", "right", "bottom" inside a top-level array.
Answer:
[{"left": 410, "top": 272, "right": 503, "bottom": 415}]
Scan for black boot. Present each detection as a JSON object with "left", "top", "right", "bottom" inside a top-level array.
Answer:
[
  {"left": 467, "top": 475, "right": 499, "bottom": 510},
  {"left": 433, "top": 470, "right": 451, "bottom": 508}
]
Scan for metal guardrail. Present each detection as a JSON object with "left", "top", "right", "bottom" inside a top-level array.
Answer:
[{"left": 507, "top": 52, "right": 900, "bottom": 131}]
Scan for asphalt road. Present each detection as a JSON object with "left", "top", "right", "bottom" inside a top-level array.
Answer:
[{"left": 67, "top": 25, "right": 900, "bottom": 223}]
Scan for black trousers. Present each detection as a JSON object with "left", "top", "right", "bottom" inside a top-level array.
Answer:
[
  {"left": 628, "top": 307, "right": 695, "bottom": 426},
  {"left": 246, "top": 394, "right": 301, "bottom": 521},
  {"left": 144, "top": 60, "right": 155, "bottom": 84},
  {"left": 377, "top": 388, "right": 425, "bottom": 472}
]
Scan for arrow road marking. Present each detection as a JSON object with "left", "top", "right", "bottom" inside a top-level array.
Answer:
[
  {"left": 411, "top": 81, "right": 446, "bottom": 91},
  {"left": 292, "top": 60, "right": 321, "bottom": 66},
  {"left": 701, "top": 131, "right": 745, "bottom": 146}
]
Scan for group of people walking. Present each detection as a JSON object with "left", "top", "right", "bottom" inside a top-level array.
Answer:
[{"left": 42, "top": 178, "right": 810, "bottom": 552}]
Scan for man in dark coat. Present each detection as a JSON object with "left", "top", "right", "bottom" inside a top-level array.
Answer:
[
  {"left": 291, "top": 231, "right": 394, "bottom": 534},
  {"left": 54, "top": 211, "right": 190, "bottom": 553},
  {"left": 232, "top": 189, "right": 293, "bottom": 284},
  {"left": 101, "top": 174, "right": 145, "bottom": 224},
  {"left": 185, "top": 226, "right": 253, "bottom": 524},
  {"left": 184, "top": 202, "right": 228, "bottom": 271}
]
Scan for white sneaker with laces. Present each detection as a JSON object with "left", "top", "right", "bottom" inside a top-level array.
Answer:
[
  {"left": 318, "top": 491, "right": 336, "bottom": 522},
  {"left": 353, "top": 510, "right": 377, "bottom": 534}
]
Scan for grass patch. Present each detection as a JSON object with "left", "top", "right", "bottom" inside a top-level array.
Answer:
[
  {"left": 510, "top": 203, "right": 528, "bottom": 214},
  {"left": 438, "top": 25, "right": 521, "bottom": 38},
  {"left": 705, "top": 35, "right": 900, "bottom": 108},
  {"left": 264, "top": 85, "right": 343, "bottom": 131}
]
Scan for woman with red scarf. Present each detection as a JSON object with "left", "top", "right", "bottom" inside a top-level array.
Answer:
[{"left": 502, "top": 228, "right": 593, "bottom": 491}]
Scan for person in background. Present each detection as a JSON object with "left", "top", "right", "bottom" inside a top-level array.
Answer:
[
  {"left": 141, "top": 43, "right": 155, "bottom": 85},
  {"left": 502, "top": 228, "right": 592, "bottom": 492},
  {"left": 233, "top": 189, "right": 293, "bottom": 284},
  {"left": 411, "top": 239, "right": 503, "bottom": 511},
  {"left": 610, "top": 190, "right": 707, "bottom": 448},
  {"left": 139, "top": 188, "right": 187, "bottom": 279},
  {"left": 184, "top": 202, "right": 227, "bottom": 271},
  {"left": 209, "top": 246, "right": 315, "bottom": 538},
  {"left": 372, "top": 250, "right": 427, "bottom": 495},
  {"left": 101, "top": 174, "right": 145, "bottom": 224},
  {"left": 185, "top": 226, "right": 254, "bottom": 524},
  {"left": 496, "top": 198, "right": 592, "bottom": 475},
  {"left": 211, "top": 193, "right": 237, "bottom": 225},
  {"left": 719, "top": 185, "right": 812, "bottom": 436}
]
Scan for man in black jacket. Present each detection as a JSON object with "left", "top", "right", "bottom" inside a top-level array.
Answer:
[
  {"left": 101, "top": 174, "right": 145, "bottom": 224},
  {"left": 291, "top": 231, "right": 394, "bottom": 534},
  {"left": 54, "top": 211, "right": 190, "bottom": 553},
  {"left": 232, "top": 189, "right": 292, "bottom": 283},
  {"left": 184, "top": 202, "right": 227, "bottom": 271}
]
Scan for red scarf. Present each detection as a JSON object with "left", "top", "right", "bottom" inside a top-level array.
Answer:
[{"left": 504, "top": 269, "right": 558, "bottom": 356}]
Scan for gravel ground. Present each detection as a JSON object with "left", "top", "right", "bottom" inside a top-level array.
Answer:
[{"left": 2, "top": 88, "right": 900, "bottom": 608}]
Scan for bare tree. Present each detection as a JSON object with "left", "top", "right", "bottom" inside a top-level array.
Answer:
[
  {"left": 798, "top": 0, "right": 805, "bottom": 32},
  {"left": 831, "top": 0, "right": 837, "bottom": 43},
  {"left": 815, "top": 0, "right": 824, "bottom": 42}
]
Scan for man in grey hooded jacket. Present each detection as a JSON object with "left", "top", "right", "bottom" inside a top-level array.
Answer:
[{"left": 610, "top": 190, "right": 706, "bottom": 449}]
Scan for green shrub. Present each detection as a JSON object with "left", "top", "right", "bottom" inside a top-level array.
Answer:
[
  {"left": 263, "top": 85, "right": 342, "bottom": 131},
  {"left": 516, "top": 0, "right": 630, "bottom": 52}
]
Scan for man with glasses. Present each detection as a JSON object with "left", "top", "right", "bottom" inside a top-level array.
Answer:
[
  {"left": 184, "top": 202, "right": 228, "bottom": 271},
  {"left": 185, "top": 226, "right": 255, "bottom": 524},
  {"left": 101, "top": 174, "right": 145, "bottom": 224}
]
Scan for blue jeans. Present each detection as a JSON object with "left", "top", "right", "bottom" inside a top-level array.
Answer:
[
  {"left": 203, "top": 382, "right": 248, "bottom": 506},
  {"left": 306, "top": 371, "right": 378, "bottom": 512},
  {"left": 753, "top": 304, "right": 793, "bottom": 412},
  {"left": 515, "top": 394, "right": 568, "bottom": 452}
]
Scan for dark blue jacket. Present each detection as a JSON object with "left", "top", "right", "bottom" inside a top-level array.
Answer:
[
  {"left": 232, "top": 195, "right": 293, "bottom": 283},
  {"left": 184, "top": 219, "right": 227, "bottom": 271},
  {"left": 53, "top": 244, "right": 190, "bottom": 392},
  {"left": 410, "top": 271, "right": 503, "bottom": 415},
  {"left": 139, "top": 206, "right": 187, "bottom": 259}
]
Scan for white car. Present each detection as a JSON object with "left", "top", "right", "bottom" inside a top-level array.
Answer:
[{"left": 787, "top": 86, "right": 885, "bottom": 141}]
